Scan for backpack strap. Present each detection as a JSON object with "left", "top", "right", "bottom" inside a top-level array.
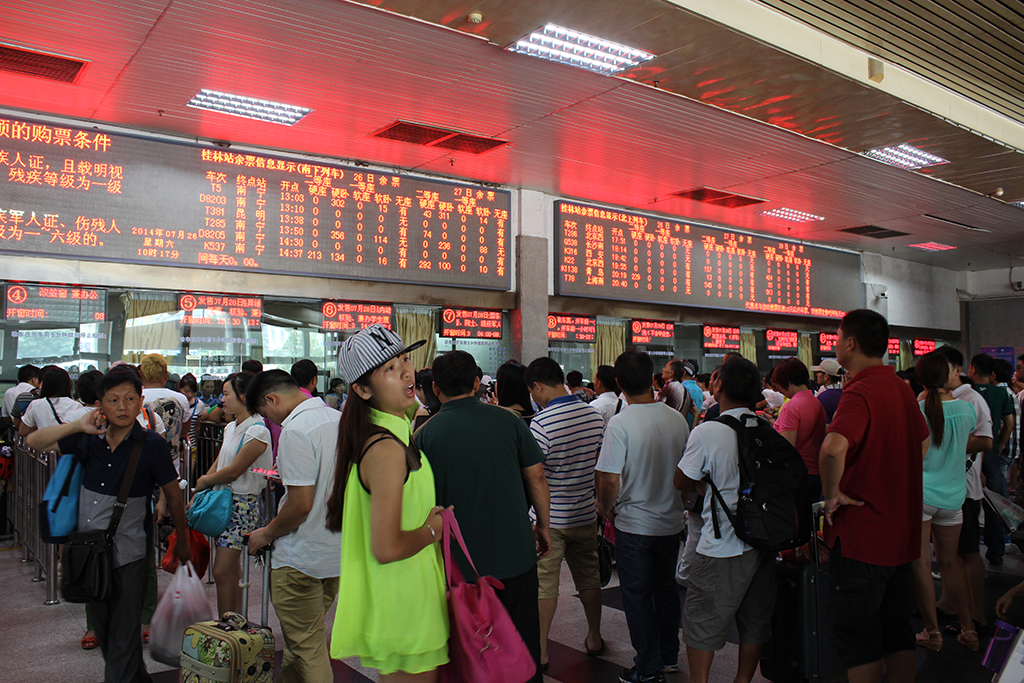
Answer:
[
  {"left": 706, "top": 414, "right": 750, "bottom": 539},
  {"left": 107, "top": 438, "right": 144, "bottom": 538},
  {"left": 614, "top": 398, "right": 623, "bottom": 416}
]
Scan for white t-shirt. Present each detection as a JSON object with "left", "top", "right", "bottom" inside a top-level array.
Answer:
[
  {"left": 595, "top": 401, "right": 688, "bottom": 536},
  {"left": 21, "top": 397, "right": 83, "bottom": 429},
  {"left": 64, "top": 404, "right": 167, "bottom": 435},
  {"left": 217, "top": 415, "right": 273, "bottom": 496},
  {"left": 141, "top": 387, "right": 190, "bottom": 431},
  {"left": 679, "top": 407, "right": 756, "bottom": 558},
  {"left": 952, "top": 384, "right": 992, "bottom": 501},
  {"left": 3, "top": 382, "right": 34, "bottom": 419},
  {"left": 273, "top": 397, "right": 342, "bottom": 579},
  {"left": 589, "top": 391, "right": 620, "bottom": 426}
]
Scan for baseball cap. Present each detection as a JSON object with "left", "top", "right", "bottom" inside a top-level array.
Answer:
[
  {"left": 683, "top": 359, "right": 699, "bottom": 376},
  {"left": 810, "top": 358, "right": 842, "bottom": 376},
  {"left": 337, "top": 324, "right": 425, "bottom": 385}
]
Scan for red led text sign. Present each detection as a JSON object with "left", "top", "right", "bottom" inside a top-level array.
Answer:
[
  {"left": 179, "top": 293, "right": 262, "bottom": 329},
  {"left": 766, "top": 329, "right": 799, "bottom": 353},
  {"left": 321, "top": 300, "right": 392, "bottom": 332},
  {"left": 913, "top": 339, "right": 935, "bottom": 356},
  {"left": 703, "top": 325, "right": 741, "bottom": 350},
  {"left": 441, "top": 307, "right": 502, "bottom": 339},
  {"left": 548, "top": 314, "right": 597, "bottom": 343},
  {"left": 4, "top": 283, "right": 105, "bottom": 323},
  {"left": 632, "top": 319, "right": 674, "bottom": 344},
  {"left": 887, "top": 338, "right": 902, "bottom": 357},
  {"left": 818, "top": 332, "right": 838, "bottom": 353}
]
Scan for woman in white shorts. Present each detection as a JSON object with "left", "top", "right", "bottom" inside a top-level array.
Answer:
[{"left": 910, "top": 353, "right": 980, "bottom": 652}]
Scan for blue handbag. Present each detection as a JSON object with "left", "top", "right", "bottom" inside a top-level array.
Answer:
[
  {"left": 186, "top": 487, "right": 233, "bottom": 537},
  {"left": 39, "top": 450, "right": 86, "bottom": 543}
]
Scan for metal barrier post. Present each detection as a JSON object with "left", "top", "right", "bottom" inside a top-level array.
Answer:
[{"left": 44, "top": 451, "right": 59, "bottom": 605}]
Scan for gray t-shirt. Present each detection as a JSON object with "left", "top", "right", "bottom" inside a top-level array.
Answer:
[{"left": 596, "top": 401, "right": 689, "bottom": 536}]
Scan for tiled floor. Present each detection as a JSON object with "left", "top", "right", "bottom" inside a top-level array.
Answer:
[{"left": 2, "top": 534, "right": 1020, "bottom": 683}]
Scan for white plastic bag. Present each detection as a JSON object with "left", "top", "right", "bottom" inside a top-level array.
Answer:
[{"left": 149, "top": 562, "right": 214, "bottom": 666}]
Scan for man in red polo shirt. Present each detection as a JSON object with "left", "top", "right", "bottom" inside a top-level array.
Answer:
[{"left": 819, "top": 309, "right": 929, "bottom": 683}]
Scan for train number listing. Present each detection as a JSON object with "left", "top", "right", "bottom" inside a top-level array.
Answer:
[
  {"left": 555, "top": 201, "right": 860, "bottom": 319},
  {"left": 0, "top": 115, "right": 511, "bottom": 291}
]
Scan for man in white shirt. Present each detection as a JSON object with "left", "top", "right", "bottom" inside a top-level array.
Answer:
[
  {"left": 2, "top": 364, "right": 42, "bottom": 425},
  {"left": 589, "top": 364, "right": 622, "bottom": 426},
  {"left": 247, "top": 370, "right": 341, "bottom": 683},
  {"left": 675, "top": 357, "right": 776, "bottom": 683},
  {"left": 935, "top": 345, "right": 994, "bottom": 632},
  {"left": 596, "top": 351, "right": 688, "bottom": 683}
]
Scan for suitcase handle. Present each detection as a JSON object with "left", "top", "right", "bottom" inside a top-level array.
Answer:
[{"left": 241, "top": 534, "right": 273, "bottom": 628}]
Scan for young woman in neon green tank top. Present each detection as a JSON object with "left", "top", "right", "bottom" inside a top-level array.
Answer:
[{"left": 326, "top": 325, "right": 449, "bottom": 682}]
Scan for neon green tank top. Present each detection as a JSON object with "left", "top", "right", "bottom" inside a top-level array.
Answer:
[{"left": 330, "top": 407, "right": 449, "bottom": 675}]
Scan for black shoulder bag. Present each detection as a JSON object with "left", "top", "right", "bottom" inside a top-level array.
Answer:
[{"left": 61, "top": 438, "right": 144, "bottom": 603}]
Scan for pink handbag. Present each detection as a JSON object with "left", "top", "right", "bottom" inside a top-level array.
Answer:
[{"left": 438, "top": 509, "right": 537, "bottom": 683}]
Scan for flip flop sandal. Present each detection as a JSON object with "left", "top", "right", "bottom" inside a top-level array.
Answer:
[{"left": 81, "top": 634, "right": 99, "bottom": 650}]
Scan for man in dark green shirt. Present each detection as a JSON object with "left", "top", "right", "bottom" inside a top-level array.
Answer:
[
  {"left": 971, "top": 353, "right": 1016, "bottom": 565},
  {"left": 417, "top": 350, "right": 550, "bottom": 683}
]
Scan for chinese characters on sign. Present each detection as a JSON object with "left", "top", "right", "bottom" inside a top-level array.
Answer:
[
  {"left": 547, "top": 314, "right": 597, "bottom": 342},
  {"left": 913, "top": 339, "right": 935, "bottom": 356},
  {"left": 179, "top": 293, "right": 262, "bottom": 329},
  {"left": 631, "top": 319, "right": 674, "bottom": 345},
  {"left": 702, "top": 325, "right": 741, "bottom": 351},
  {"left": 3, "top": 283, "right": 106, "bottom": 323},
  {"left": 441, "top": 307, "right": 503, "bottom": 339},
  {"left": 818, "top": 332, "right": 838, "bottom": 354},
  {"left": 766, "top": 329, "right": 799, "bottom": 353},
  {"left": 320, "top": 301, "right": 393, "bottom": 332},
  {"left": 888, "top": 338, "right": 902, "bottom": 357}
]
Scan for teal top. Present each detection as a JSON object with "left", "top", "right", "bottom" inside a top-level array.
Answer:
[{"left": 920, "top": 398, "right": 977, "bottom": 510}]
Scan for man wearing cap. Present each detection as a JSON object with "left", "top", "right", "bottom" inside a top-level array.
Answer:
[
  {"left": 246, "top": 369, "right": 341, "bottom": 683},
  {"left": 812, "top": 358, "right": 843, "bottom": 423},
  {"left": 659, "top": 359, "right": 702, "bottom": 428}
]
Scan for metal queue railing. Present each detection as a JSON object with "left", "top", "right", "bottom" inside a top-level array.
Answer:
[{"left": 5, "top": 431, "right": 60, "bottom": 606}]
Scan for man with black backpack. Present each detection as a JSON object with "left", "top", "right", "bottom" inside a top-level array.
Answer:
[{"left": 676, "top": 357, "right": 792, "bottom": 683}]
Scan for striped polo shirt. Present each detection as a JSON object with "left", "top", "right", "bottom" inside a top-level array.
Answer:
[{"left": 530, "top": 394, "right": 606, "bottom": 529}]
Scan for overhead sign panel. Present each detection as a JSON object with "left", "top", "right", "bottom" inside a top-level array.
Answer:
[
  {"left": 703, "top": 325, "right": 741, "bottom": 351},
  {"left": 631, "top": 319, "right": 674, "bottom": 344},
  {"left": 178, "top": 293, "right": 262, "bottom": 329},
  {"left": 913, "top": 338, "right": 935, "bottom": 356},
  {"left": 766, "top": 329, "right": 799, "bottom": 353},
  {"left": 441, "top": 307, "right": 502, "bottom": 339},
  {"left": 3, "top": 283, "right": 105, "bottom": 323},
  {"left": 548, "top": 314, "right": 597, "bottom": 342},
  {"left": 555, "top": 200, "right": 860, "bottom": 318},
  {"left": 818, "top": 332, "right": 838, "bottom": 354},
  {"left": 320, "top": 301, "right": 392, "bottom": 332}
]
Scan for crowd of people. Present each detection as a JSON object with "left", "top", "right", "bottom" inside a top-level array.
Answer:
[{"left": 4, "top": 308, "right": 1024, "bottom": 683}]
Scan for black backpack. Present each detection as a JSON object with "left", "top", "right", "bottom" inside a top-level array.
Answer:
[{"left": 707, "top": 413, "right": 812, "bottom": 552}]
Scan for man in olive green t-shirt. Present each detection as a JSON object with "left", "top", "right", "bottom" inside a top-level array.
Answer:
[{"left": 416, "top": 350, "right": 551, "bottom": 683}]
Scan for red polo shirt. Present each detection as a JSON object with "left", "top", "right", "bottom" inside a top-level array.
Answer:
[{"left": 825, "top": 365, "right": 928, "bottom": 566}]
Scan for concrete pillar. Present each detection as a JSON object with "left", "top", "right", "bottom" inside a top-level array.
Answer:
[{"left": 510, "top": 189, "right": 549, "bottom": 363}]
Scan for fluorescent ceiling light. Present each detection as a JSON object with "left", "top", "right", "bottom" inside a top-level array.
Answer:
[
  {"left": 758, "top": 207, "right": 825, "bottom": 223},
  {"left": 188, "top": 89, "right": 312, "bottom": 126},
  {"left": 508, "top": 24, "right": 655, "bottom": 76},
  {"left": 908, "top": 242, "right": 956, "bottom": 252},
  {"left": 863, "top": 143, "right": 948, "bottom": 170}
]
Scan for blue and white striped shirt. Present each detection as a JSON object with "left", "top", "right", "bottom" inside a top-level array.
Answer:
[{"left": 530, "top": 394, "right": 606, "bottom": 529}]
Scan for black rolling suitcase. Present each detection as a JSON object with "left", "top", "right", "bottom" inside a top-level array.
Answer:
[{"left": 759, "top": 510, "right": 844, "bottom": 683}]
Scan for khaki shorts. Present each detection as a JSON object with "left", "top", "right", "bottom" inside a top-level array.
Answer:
[{"left": 537, "top": 520, "right": 602, "bottom": 600}]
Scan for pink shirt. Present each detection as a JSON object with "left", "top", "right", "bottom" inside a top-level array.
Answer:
[{"left": 773, "top": 389, "right": 827, "bottom": 474}]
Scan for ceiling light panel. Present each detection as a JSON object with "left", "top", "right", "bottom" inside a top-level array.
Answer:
[
  {"left": 758, "top": 207, "right": 825, "bottom": 223},
  {"left": 508, "top": 24, "right": 655, "bottom": 76},
  {"left": 863, "top": 143, "right": 949, "bottom": 170},
  {"left": 908, "top": 242, "right": 956, "bottom": 252},
  {"left": 187, "top": 89, "right": 312, "bottom": 126}
]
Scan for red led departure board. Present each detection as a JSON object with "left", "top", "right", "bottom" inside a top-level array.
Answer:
[
  {"left": 914, "top": 339, "right": 935, "bottom": 356},
  {"left": 555, "top": 201, "right": 860, "bottom": 319},
  {"left": 441, "top": 307, "right": 502, "bottom": 339},
  {"left": 632, "top": 319, "right": 674, "bottom": 345},
  {"left": 0, "top": 115, "right": 510, "bottom": 290},
  {"left": 4, "top": 283, "right": 105, "bottom": 323},
  {"left": 766, "top": 329, "right": 799, "bottom": 353},
  {"left": 703, "top": 325, "right": 741, "bottom": 350},
  {"left": 179, "top": 293, "right": 262, "bottom": 329},
  {"left": 888, "top": 338, "right": 902, "bottom": 357},
  {"left": 548, "top": 314, "right": 597, "bottom": 342},
  {"left": 818, "top": 332, "right": 838, "bottom": 354},
  {"left": 320, "top": 301, "right": 392, "bottom": 332}
]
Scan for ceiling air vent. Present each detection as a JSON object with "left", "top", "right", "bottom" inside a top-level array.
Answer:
[
  {"left": 371, "top": 121, "right": 509, "bottom": 155},
  {"left": 0, "top": 44, "right": 87, "bottom": 83},
  {"left": 671, "top": 186, "right": 767, "bottom": 208},
  {"left": 839, "top": 226, "right": 910, "bottom": 239}
]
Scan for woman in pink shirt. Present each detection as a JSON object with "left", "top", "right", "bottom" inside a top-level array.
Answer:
[{"left": 771, "top": 357, "right": 827, "bottom": 501}]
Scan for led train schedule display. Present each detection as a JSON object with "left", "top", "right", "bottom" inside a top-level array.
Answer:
[
  {"left": 441, "top": 307, "right": 502, "bottom": 339},
  {"left": 0, "top": 115, "right": 511, "bottom": 290},
  {"left": 548, "top": 314, "right": 596, "bottom": 342},
  {"left": 556, "top": 201, "right": 860, "bottom": 318},
  {"left": 4, "top": 283, "right": 105, "bottom": 323}
]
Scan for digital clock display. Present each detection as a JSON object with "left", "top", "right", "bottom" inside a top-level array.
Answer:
[
  {"left": 632, "top": 319, "right": 674, "bottom": 344},
  {"left": 441, "top": 307, "right": 503, "bottom": 339},
  {"left": 320, "top": 300, "right": 392, "bottom": 332},
  {"left": 703, "top": 325, "right": 741, "bottom": 351},
  {"left": 178, "top": 293, "right": 262, "bottom": 329},
  {"left": 4, "top": 283, "right": 105, "bottom": 323},
  {"left": 555, "top": 200, "right": 860, "bottom": 318},
  {"left": 548, "top": 314, "right": 597, "bottom": 342},
  {"left": 0, "top": 115, "right": 511, "bottom": 290}
]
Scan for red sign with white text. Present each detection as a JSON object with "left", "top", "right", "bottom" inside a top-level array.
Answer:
[
  {"left": 913, "top": 339, "right": 935, "bottom": 356},
  {"left": 179, "top": 293, "right": 262, "bottom": 328},
  {"left": 320, "top": 300, "right": 392, "bottom": 332},
  {"left": 703, "top": 325, "right": 741, "bottom": 350},
  {"left": 632, "top": 319, "right": 674, "bottom": 344},
  {"left": 888, "top": 338, "right": 902, "bottom": 357},
  {"left": 766, "top": 329, "right": 799, "bottom": 353},
  {"left": 548, "top": 314, "right": 597, "bottom": 342},
  {"left": 441, "top": 307, "right": 502, "bottom": 339}
]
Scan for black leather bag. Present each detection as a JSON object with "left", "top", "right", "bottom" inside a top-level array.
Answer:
[{"left": 60, "top": 440, "right": 143, "bottom": 604}]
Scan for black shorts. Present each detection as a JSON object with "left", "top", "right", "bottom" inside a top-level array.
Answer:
[
  {"left": 958, "top": 498, "right": 982, "bottom": 556},
  {"left": 828, "top": 545, "right": 915, "bottom": 669}
]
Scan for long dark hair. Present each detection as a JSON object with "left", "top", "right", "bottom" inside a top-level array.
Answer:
[
  {"left": 496, "top": 361, "right": 532, "bottom": 412},
  {"left": 40, "top": 367, "right": 72, "bottom": 399},
  {"left": 415, "top": 369, "right": 441, "bottom": 415},
  {"left": 915, "top": 352, "right": 949, "bottom": 448},
  {"left": 224, "top": 371, "right": 255, "bottom": 417}
]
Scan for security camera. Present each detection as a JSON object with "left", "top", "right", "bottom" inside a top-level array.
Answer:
[{"left": 878, "top": 291, "right": 888, "bottom": 299}]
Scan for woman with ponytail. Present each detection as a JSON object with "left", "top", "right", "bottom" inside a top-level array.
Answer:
[
  {"left": 327, "top": 324, "right": 449, "bottom": 681},
  {"left": 911, "top": 352, "right": 980, "bottom": 652}
]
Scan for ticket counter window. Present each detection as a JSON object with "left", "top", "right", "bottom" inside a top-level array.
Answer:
[{"left": 548, "top": 342, "right": 593, "bottom": 382}]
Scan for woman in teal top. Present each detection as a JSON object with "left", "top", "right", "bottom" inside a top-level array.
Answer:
[
  {"left": 326, "top": 324, "right": 449, "bottom": 681},
  {"left": 911, "top": 352, "right": 980, "bottom": 653}
]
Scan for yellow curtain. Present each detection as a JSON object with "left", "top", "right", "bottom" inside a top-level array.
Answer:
[
  {"left": 740, "top": 331, "right": 757, "bottom": 363},
  {"left": 595, "top": 320, "right": 626, "bottom": 368},
  {"left": 395, "top": 308, "right": 437, "bottom": 371},
  {"left": 121, "top": 293, "right": 180, "bottom": 363},
  {"left": 798, "top": 333, "right": 813, "bottom": 369},
  {"left": 899, "top": 340, "right": 915, "bottom": 371}
]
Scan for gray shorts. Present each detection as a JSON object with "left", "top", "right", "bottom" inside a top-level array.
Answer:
[{"left": 683, "top": 549, "right": 777, "bottom": 651}]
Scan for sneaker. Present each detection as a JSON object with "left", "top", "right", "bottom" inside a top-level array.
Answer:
[
  {"left": 662, "top": 663, "right": 680, "bottom": 673},
  {"left": 619, "top": 667, "right": 666, "bottom": 683}
]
